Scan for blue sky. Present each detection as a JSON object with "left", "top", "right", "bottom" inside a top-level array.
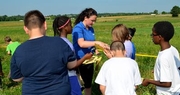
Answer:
[{"left": 0, "top": 0, "right": 179, "bottom": 16}]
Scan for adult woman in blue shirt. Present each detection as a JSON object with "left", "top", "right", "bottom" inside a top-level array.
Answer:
[{"left": 72, "top": 8, "right": 107, "bottom": 95}]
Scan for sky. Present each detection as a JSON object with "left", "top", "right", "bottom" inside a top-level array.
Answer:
[{"left": 0, "top": 0, "right": 180, "bottom": 16}]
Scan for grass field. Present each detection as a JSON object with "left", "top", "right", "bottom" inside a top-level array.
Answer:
[{"left": 0, "top": 15, "right": 180, "bottom": 95}]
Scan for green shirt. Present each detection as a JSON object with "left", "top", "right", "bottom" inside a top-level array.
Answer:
[{"left": 6, "top": 41, "right": 20, "bottom": 55}]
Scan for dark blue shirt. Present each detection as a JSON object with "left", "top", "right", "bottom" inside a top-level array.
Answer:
[{"left": 11, "top": 36, "right": 76, "bottom": 95}]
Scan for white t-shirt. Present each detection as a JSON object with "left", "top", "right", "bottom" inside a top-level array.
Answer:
[
  {"left": 95, "top": 57, "right": 142, "bottom": 95},
  {"left": 154, "top": 46, "right": 180, "bottom": 95}
]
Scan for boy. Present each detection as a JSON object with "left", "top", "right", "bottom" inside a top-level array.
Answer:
[
  {"left": 4, "top": 36, "right": 20, "bottom": 80},
  {"left": 11, "top": 10, "right": 77, "bottom": 95},
  {"left": 4, "top": 36, "right": 20, "bottom": 56},
  {"left": 95, "top": 41, "right": 141, "bottom": 95},
  {"left": 142, "top": 21, "right": 180, "bottom": 95}
]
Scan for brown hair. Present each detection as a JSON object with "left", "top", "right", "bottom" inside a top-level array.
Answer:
[
  {"left": 110, "top": 41, "right": 125, "bottom": 51},
  {"left": 111, "top": 24, "right": 129, "bottom": 43},
  {"left": 4, "top": 36, "right": 11, "bottom": 42},
  {"left": 24, "top": 10, "right": 45, "bottom": 30}
]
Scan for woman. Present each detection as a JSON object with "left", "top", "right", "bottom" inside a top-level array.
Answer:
[{"left": 72, "top": 8, "right": 107, "bottom": 95}]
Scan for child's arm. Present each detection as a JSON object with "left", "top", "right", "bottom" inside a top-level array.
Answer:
[
  {"left": 7, "top": 51, "right": 11, "bottom": 55},
  {"left": 142, "top": 79, "right": 171, "bottom": 87},
  {"left": 13, "top": 77, "right": 23, "bottom": 82},
  {"left": 74, "top": 53, "right": 93, "bottom": 68},
  {"left": 100, "top": 84, "right": 106, "bottom": 95}
]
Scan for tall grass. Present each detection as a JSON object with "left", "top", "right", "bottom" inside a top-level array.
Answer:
[{"left": 0, "top": 15, "right": 180, "bottom": 95}]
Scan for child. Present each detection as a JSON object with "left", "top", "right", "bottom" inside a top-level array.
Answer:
[
  {"left": 4, "top": 36, "right": 20, "bottom": 79},
  {"left": 4, "top": 36, "right": 20, "bottom": 56},
  {"left": 142, "top": 21, "right": 180, "bottom": 95},
  {"left": 11, "top": 10, "right": 77, "bottom": 95},
  {"left": 95, "top": 41, "right": 142, "bottom": 95},
  {"left": 106, "top": 24, "right": 135, "bottom": 60},
  {"left": 128, "top": 28, "right": 136, "bottom": 41},
  {"left": 53, "top": 16, "right": 93, "bottom": 95},
  {"left": 128, "top": 27, "right": 136, "bottom": 60}
]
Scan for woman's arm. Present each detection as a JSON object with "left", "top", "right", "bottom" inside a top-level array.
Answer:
[{"left": 78, "top": 38, "right": 107, "bottom": 49}]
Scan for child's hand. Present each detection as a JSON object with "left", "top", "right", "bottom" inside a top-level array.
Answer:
[
  {"left": 84, "top": 53, "right": 93, "bottom": 60},
  {"left": 141, "top": 79, "right": 150, "bottom": 86},
  {"left": 103, "top": 49, "right": 113, "bottom": 59}
]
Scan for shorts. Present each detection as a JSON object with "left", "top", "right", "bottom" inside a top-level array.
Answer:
[
  {"left": 69, "top": 76, "right": 82, "bottom": 95},
  {"left": 78, "top": 63, "right": 94, "bottom": 88}
]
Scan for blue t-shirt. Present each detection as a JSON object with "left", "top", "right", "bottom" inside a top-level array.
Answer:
[
  {"left": 124, "top": 40, "right": 136, "bottom": 60},
  {"left": 131, "top": 42, "right": 136, "bottom": 60},
  {"left": 72, "top": 22, "right": 95, "bottom": 59},
  {"left": 11, "top": 36, "right": 76, "bottom": 95}
]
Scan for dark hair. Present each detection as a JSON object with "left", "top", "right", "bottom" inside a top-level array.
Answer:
[
  {"left": 4, "top": 36, "right": 11, "bottom": 42},
  {"left": 128, "top": 28, "right": 136, "bottom": 37},
  {"left": 153, "top": 21, "right": 174, "bottom": 41},
  {"left": 74, "top": 8, "right": 97, "bottom": 25},
  {"left": 53, "top": 16, "right": 70, "bottom": 36},
  {"left": 110, "top": 41, "right": 125, "bottom": 51},
  {"left": 24, "top": 10, "right": 45, "bottom": 30}
]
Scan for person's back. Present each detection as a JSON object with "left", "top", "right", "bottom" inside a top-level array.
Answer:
[
  {"left": 12, "top": 36, "right": 74, "bottom": 94},
  {"left": 11, "top": 10, "right": 77, "bottom": 95},
  {"left": 102, "top": 57, "right": 141, "bottom": 95},
  {"left": 95, "top": 41, "right": 141, "bottom": 95},
  {"left": 7, "top": 41, "right": 20, "bottom": 55}
]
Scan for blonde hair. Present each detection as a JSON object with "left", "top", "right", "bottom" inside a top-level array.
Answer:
[{"left": 111, "top": 24, "right": 129, "bottom": 43}]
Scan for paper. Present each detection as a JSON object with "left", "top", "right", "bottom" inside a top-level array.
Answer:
[
  {"left": 83, "top": 56, "right": 102, "bottom": 65},
  {"left": 95, "top": 44, "right": 104, "bottom": 51}
]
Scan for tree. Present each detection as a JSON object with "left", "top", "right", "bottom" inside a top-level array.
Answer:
[
  {"left": 153, "top": 10, "right": 158, "bottom": 14},
  {"left": 170, "top": 6, "right": 180, "bottom": 17},
  {"left": 161, "top": 11, "right": 166, "bottom": 14}
]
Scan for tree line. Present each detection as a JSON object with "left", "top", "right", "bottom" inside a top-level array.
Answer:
[{"left": 0, "top": 6, "right": 180, "bottom": 22}]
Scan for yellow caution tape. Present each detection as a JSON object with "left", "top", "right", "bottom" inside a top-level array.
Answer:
[{"left": 136, "top": 54, "right": 157, "bottom": 58}]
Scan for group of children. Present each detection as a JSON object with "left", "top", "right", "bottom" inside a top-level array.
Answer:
[
  {"left": 1, "top": 9, "right": 180, "bottom": 95},
  {"left": 96, "top": 21, "right": 180, "bottom": 95}
]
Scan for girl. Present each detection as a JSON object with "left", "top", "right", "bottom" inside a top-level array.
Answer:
[
  {"left": 53, "top": 16, "right": 92, "bottom": 95},
  {"left": 105, "top": 24, "right": 135, "bottom": 60}
]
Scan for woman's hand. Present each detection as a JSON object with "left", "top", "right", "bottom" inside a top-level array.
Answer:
[{"left": 95, "top": 41, "right": 110, "bottom": 50}]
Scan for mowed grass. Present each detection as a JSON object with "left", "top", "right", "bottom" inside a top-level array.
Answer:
[{"left": 0, "top": 15, "right": 180, "bottom": 95}]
